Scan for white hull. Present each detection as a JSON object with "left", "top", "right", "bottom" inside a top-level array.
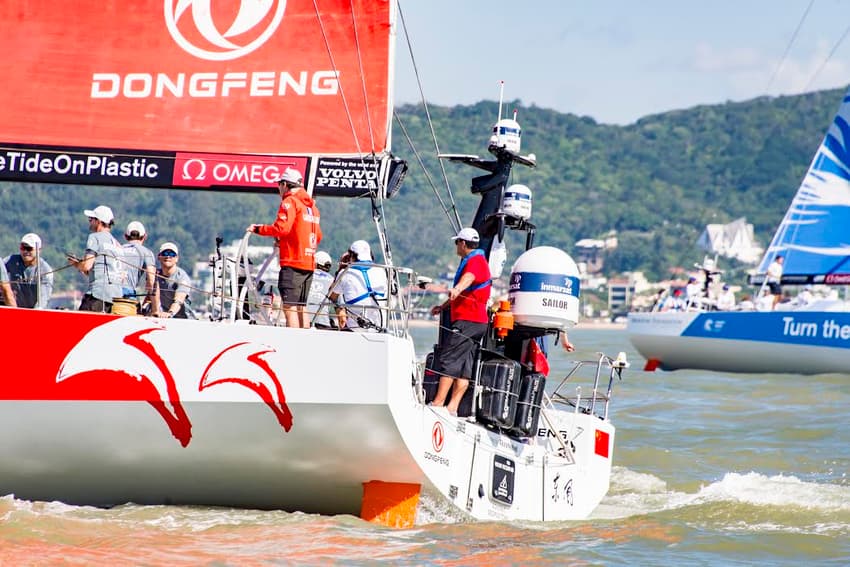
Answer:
[
  {"left": 628, "top": 310, "right": 850, "bottom": 374},
  {"left": 0, "top": 308, "right": 620, "bottom": 522},
  {"left": 0, "top": 401, "right": 419, "bottom": 514},
  {"left": 398, "top": 401, "right": 615, "bottom": 521}
]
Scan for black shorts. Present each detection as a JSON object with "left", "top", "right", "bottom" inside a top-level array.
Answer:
[
  {"left": 79, "top": 294, "right": 112, "bottom": 313},
  {"left": 768, "top": 282, "right": 781, "bottom": 295},
  {"left": 436, "top": 320, "right": 488, "bottom": 380},
  {"left": 278, "top": 266, "right": 313, "bottom": 305}
]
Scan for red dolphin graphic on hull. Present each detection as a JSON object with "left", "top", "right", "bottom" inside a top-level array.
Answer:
[
  {"left": 56, "top": 319, "right": 294, "bottom": 446},
  {"left": 57, "top": 320, "right": 193, "bottom": 447},
  {"left": 200, "top": 341, "right": 293, "bottom": 431}
]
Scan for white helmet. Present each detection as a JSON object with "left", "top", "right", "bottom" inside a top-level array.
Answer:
[
  {"left": 276, "top": 167, "right": 303, "bottom": 186},
  {"left": 315, "top": 251, "right": 332, "bottom": 270}
]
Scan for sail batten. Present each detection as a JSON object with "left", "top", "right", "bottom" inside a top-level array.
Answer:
[
  {"left": 756, "top": 87, "right": 850, "bottom": 284},
  {"left": 0, "top": 0, "right": 397, "bottom": 197}
]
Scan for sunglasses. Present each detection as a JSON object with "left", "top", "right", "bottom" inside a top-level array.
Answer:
[
  {"left": 20, "top": 244, "right": 34, "bottom": 252},
  {"left": 159, "top": 250, "right": 177, "bottom": 258}
]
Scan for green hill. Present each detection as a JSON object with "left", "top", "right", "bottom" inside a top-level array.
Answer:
[{"left": 0, "top": 86, "right": 845, "bottom": 291}]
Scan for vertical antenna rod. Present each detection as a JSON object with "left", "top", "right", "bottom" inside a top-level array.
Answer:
[{"left": 497, "top": 80, "right": 505, "bottom": 121}]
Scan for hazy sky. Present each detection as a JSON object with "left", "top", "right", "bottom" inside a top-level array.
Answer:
[{"left": 393, "top": 0, "right": 850, "bottom": 125}]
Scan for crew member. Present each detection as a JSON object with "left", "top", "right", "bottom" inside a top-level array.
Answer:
[
  {"left": 0, "top": 258, "right": 16, "bottom": 307},
  {"left": 429, "top": 227, "right": 491, "bottom": 416},
  {"left": 5, "top": 232, "right": 53, "bottom": 309},
  {"left": 248, "top": 168, "right": 322, "bottom": 328},
  {"left": 69, "top": 205, "right": 123, "bottom": 313},
  {"left": 153, "top": 242, "right": 192, "bottom": 319},
  {"left": 121, "top": 220, "right": 156, "bottom": 313},
  {"left": 329, "top": 240, "right": 387, "bottom": 330},
  {"left": 766, "top": 255, "right": 784, "bottom": 308},
  {"left": 307, "top": 250, "right": 336, "bottom": 329},
  {"left": 716, "top": 284, "right": 736, "bottom": 311}
]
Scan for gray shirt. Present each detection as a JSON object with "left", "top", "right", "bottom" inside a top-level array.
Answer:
[
  {"left": 156, "top": 266, "right": 192, "bottom": 318},
  {"left": 307, "top": 269, "right": 334, "bottom": 327},
  {"left": 85, "top": 231, "right": 124, "bottom": 302},
  {"left": 121, "top": 241, "right": 156, "bottom": 296},
  {"left": 4, "top": 254, "right": 53, "bottom": 309},
  {"left": 0, "top": 261, "right": 9, "bottom": 306}
]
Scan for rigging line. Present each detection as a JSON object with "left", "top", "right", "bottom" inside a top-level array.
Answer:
[
  {"left": 765, "top": 0, "right": 815, "bottom": 94},
  {"left": 348, "top": 0, "right": 376, "bottom": 154},
  {"left": 396, "top": 0, "right": 462, "bottom": 232},
  {"left": 801, "top": 22, "right": 850, "bottom": 93},
  {"left": 394, "top": 112, "right": 458, "bottom": 230}
]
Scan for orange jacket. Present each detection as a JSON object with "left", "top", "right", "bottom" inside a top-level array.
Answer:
[{"left": 258, "top": 189, "right": 322, "bottom": 271}]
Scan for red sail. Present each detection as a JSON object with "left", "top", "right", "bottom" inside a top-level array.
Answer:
[{"left": 0, "top": 0, "right": 394, "bottom": 193}]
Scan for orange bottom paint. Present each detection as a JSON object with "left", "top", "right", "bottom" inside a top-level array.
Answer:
[{"left": 361, "top": 481, "right": 421, "bottom": 528}]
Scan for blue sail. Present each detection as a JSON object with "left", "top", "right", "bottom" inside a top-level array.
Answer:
[{"left": 757, "top": 90, "right": 850, "bottom": 284}]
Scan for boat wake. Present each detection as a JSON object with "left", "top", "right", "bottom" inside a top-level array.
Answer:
[
  {"left": 593, "top": 467, "right": 850, "bottom": 535},
  {"left": 414, "top": 489, "right": 469, "bottom": 525}
]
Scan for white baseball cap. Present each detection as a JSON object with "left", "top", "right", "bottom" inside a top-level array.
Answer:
[
  {"left": 20, "top": 233, "right": 42, "bottom": 250},
  {"left": 451, "top": 227, "right": 480, "bottom": 242},
  {"left": 349, "top": 240, "right": 372, "bottom": 261},
  {"left": 159, "top": 242, "right": 179, "bottom": 255},
  {"left": 275, "top": 167, "right": 303, "bottom": 186},
  {"left": 84, "top": 205, "right": 114, "bottom": 224},
  {"left": 126, "top": 221, "right": 146, "bottom": 237},
  {"left": 315, "top": 251, "right": 332, "bottom": 268}
]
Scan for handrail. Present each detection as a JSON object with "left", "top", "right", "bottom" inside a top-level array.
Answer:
[
  {"left": 547, "top": 351, "right": 628, "bottom": 422},
  {"left": 538, "top": 397, "right": 572, "bottom": 459},
  {"left": 233, "top": 232, "right": 273, "bottom": 325},
  {"left": 209, "top": 234, "right": 419, "bottom": 334}
]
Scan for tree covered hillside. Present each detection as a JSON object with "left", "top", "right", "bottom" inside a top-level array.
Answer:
[
  {"left": 386, "top": 87, "right": 844, "bottom": 280},
  {"left": 0, "top": 86, "right": 844, "bottom": 290}
]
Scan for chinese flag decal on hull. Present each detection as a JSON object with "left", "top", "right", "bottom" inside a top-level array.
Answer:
[{"left": 594, "top": 429, "right": 610, "bottom": 458}]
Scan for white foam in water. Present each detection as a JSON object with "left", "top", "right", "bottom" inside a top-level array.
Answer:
[
  {"left": 591, "top": 466, "right": 694, "bottom": 519},
  {"left": 697, "top": 471, "right": 850, "bottom": 512},
  {"left": 415, "top": 490, "right": 467, "bottom": 525},
  {"left": 592, "top": 467, "right": 850, "bottom": 521}
]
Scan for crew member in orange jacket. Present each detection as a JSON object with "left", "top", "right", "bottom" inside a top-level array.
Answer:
[{"left": 248, "top": 167, "right": 322, "bottom": 328}]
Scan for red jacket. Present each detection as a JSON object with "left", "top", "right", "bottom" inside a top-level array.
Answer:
[{"left": 258, "top": 189, "right": 322, "bottom": 271}]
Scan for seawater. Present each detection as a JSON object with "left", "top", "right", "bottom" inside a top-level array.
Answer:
[{"left": 1, "top": 326, "right": 848, "bottom": 566}]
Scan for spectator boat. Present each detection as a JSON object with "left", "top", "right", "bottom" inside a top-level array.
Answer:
[
  {"left": 0, "top": 1, "right": 630, "bottom": 525},
  {"left": 628, "top": 87, "right": 850, "bottom": 375}
]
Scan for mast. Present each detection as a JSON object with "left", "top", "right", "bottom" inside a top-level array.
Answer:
[
  {"left": 467, "top": 147, "right": 536, "bottom": 259},
  {"left": 440, "top": 94, "right": 537, "bottom": 261}
]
